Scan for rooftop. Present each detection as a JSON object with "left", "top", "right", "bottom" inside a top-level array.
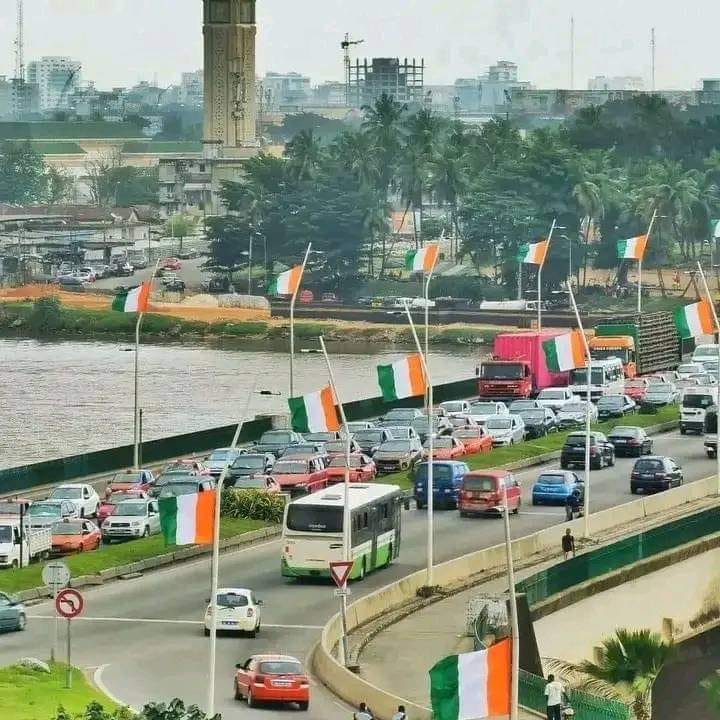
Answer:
[{"left": 0, "top": 121, "right": 145, "bottom": 141}]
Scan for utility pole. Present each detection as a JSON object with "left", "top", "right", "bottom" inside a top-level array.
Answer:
[
  {"left": 651, "top": 28, "right": 656, "bottom": 92},
  {"left": 570, "top": 16, "right": 575, "bottom": 90}
]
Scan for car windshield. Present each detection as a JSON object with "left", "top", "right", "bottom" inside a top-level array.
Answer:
[
  {"left": 429, "top": 438, "right": 454, "bottom": 448},
  {"left": 441, "top": 402, "right": 465, "bottom": 413},
  {"left": 286, "top": 505, "right": 342, "bottom": 533},
  {"left": 0, "top": 526, "right": 13, "bottom": 543},
  {"left": 354, "top": 430, "right": 385, "bottom": 443},
  {"left": 521, "top": 410, "right": 546, "bottom": 421},
  {"left": 683, "top": 394, "right": 714, "bottom": 409},
  {"left": 283, "top": 448, "right": 315, "bottom": 457},
  {"left": 537, "top": 474, "right": 566, "bottom": 485},
  {"left": 209, "top": 450, "right": 234, "bottom": 461},
  {"left": 565, "top": 435, "right": 592, "bottom": 446},
  {"left": 50, "top": 487, "right": 82, "bottom": 499},
  {"left": 695, "top": 346, "right": 719, "bottom": 358},
  {"left": 272, "top": 462, "right": 308, "bottom": 474},
  {"left": 115, "top": 502, "right": 147, "bottom": 516},
  {"left": 626, "top": 381, "right": 646, "bottom": 389},
  {"left": 385, "top": 409, "right": 417, "bottom": 420},
  {"left": 486, "top": 418, "right": 511, "bottom": 429},
  {"left": 158, "top": 482, "right": 200, "bottom": 497},
  {"left": 510, "top": 401, "right": 537, "bottom": 412},
  {"left": 234, "top": 477, "right": 272, "bottom": 489},
  {"left": 610, "top": 427, "right": 640, "bottom": 438},
  {"left": 635, "top": 459, "right": 664, "bottom": 471},
  {"left": 380, "top": 441, "right": 411, "bottom": 452},
  {"left": 260, "top": 431, "right": 293, "bottom": 443},
  {"left": 325, "top": 441, "right": 348, "bottom": 452},
  {"left": 304, "top": 433, "right": 336, "bottom": 441},
  {"left": 0, "top": 502, "right": 24, "bottom": 515},
  {"left": 540, "top": 391, "right": 565, "bottom": 399},
  {"left": 463, "top": 475, "right": 498, "bottom": 492},
  {"left": 232, "top": 456, "right": 266, "bottom": 469},
  {"left": 598, "top": 396, "right": 623, "bottom": 407},
  {"left": 28, "top": 503, "right": 61, "bottom": 516},
  {"left": 415, "top": 464, "right": 453, "bottom": 482},
  {"left": 570, "top": 368, "right": 606, "bottom": 385},
  {"left": 258, "top": 661, "right": 303, "bottom": 675},
  {"left": 216, "top": 592, "right": 249, "bottom": 608},
  {"left": 679, "top": 365, "right": 701, "bottom": 374},
  {"left": 562, "top": 403, "right": 587, "bottom": 413},
  {"left": 329, "top": 456, "right": 364, "bottom": 468},
  {"left": 470, "top": 403, "right": 498, "bottom": 414},
  {"left": 53, "top": 522, "right": 84, "bottom": 535},
  {"left": 454, "top": 429, "right": 481, "bottom": 439},
  {"left": 111, "top": 473, "right": 144, "bottom": 484},
  {"left": 480, "top": 363, "right": 524, "bottom": 380}
]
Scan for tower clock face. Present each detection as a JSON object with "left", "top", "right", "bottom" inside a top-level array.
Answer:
[{"left": 209, "top": 0, "right": 230, "bottom": 23}]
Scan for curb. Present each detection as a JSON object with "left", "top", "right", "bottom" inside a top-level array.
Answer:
[{"left": 14, "top": 525, "right": 282, "bottom": 603}]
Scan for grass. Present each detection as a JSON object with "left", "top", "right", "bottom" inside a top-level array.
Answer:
[
  {"left": 376, "top": 405, "right": 680, "bottom": 490},
  {"left": 0, "top": 662, "right": 117, "bottom": 720},
  {"left": 0, "top": 518, "right": 268, "bottom": 595}
]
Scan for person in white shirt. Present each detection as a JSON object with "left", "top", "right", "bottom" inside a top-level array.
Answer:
[
  {"left": 391, "top": 705, "right": 407, "bottom": 720},
  {"left": 353, "top": 702, "right": 374, "bottom": 720},
  {"left": 544, "top": 674, "right": 565, "bottom": 720}
]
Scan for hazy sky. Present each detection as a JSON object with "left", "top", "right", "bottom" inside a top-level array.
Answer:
[{"left": 1, "top": 1, "right": 719, "bottom": 90}]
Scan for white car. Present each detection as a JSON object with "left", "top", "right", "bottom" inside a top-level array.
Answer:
[
  {"left": 101, "top": 499, "right": 161, "bottom": 542},
  {"left": 439, "top": 400, "right": 472, "bottom": 417},
  {"left": 48, "top": 484, "right": 100, "bottom": 518},
  {"left": 536, "top": 387, "right": 574, "bottom": 412},
  {"left": 677, "top": 362, "right": 705, "bottom": 379},
  {"left": 468, "top": 400, "right": 508, "bottom": 424},
  {"left": 556, "top": 400, "right": 598, "bottom": 428},
  {"left": 484, "top": 414, "right": 525, "bottom": 446},
  {"left": 77, "top": 267, "right": 97, "bottom": 282},
  {"left": 692, "top": 344, "right": 719, "bottom": 363},
  {"left": 204, "top": 587, "right": 263, "bottom": 637}
]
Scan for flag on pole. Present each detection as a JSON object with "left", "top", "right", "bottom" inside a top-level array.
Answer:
[
  {"left": 111, "top": 283, "right": 151, "bottom": 313},
  {"left": 159, "top": 491, "right": 215, "bottom": 546},
  {"left": 617, "top": 235, "right": 648, "bottom": 261},
  {"left": 429, "top": 641, "right": 511, "bottom": 720},
  {"left": 517, "top": 240, "right": 549, "bottom": 266},
  {"left": 269, "top": 266, "right": 303, "bottom": 296},
  {"left": 711, "top": 219, "right": 720, "bottom": 239},
  {"left": 377, "top": 354, "right": 427, "bottom": 401},
  {"left": 406, "top": 244, "right": 440, "bottom": 274},
  {"left": 543, "top": 331, "right": 587, "bottom": 372},
  {"left": 288, "top": 385, "right": 340, "bottom": 433},
  {"left": 673, "top": 300, "right": 715, "bottom": 339}
]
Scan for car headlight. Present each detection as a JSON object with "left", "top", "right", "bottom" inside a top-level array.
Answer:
[{"left": 131, "top": 521, "right": 141, "bottom": 527}]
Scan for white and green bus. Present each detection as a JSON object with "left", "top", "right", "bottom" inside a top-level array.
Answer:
[{"left": 281, "top": 483, "right": 404, "bottom": 581}]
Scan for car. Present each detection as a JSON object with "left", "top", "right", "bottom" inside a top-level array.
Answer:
[
  {"left": 624, "top": 378, "right": 649, "bottom": 402},
  {"left": 484, "top": 414, "right": 525, "bottom": 446},
  {"left": 269, "top": 457, "right": 328, "bottom": 496},
  {"left": 51, "top": 519, "right": 101, "bottom": 555},
  {"left": 556, "top": 401, "right": 598, "bottom": 429},
  {"left": 630, "top": 456, "right": 683, "bottom": 494},
  {"left": 281, "top": 443, "right": 330, "bottom": 467},
  {"left": 228, "top": 453, "right": 276, "bottom": 484},
  {"left": 154, "top": 476, "right": 215, "bottom": 498},
  {"left": 105, "top": 469, "right": 156, "bottom": 496},
  {"left": 162, "top": 257, "right": 182, "bottom": 271},
  {"left": 532, "top": 471, "right": 584, "bottom": 506},
  {"left": 129, "top": 256, "right": 149, "bottom": 269},
  {"left": 382, "top": 407, "right": 424, "bottom": 423},
  {"left": 596, "top": 394, "right": 637, "bottom": 419},
  {"left": 607, "top": 426, "right": 653, "bottom": 457},
  {"left": 413, "top": 461, "right": 470, "bottom": 509},
  {"left": 451, "top": 427, "right": 493, "bottom": 455},
  {"left": 164, "top": 279, "right": 186, "bottom": 292},
  {"left": 688, "top": 373, "right": 717, "bottom": 386},
  {"left": 48, "top": 484, "right": 100, "bottom": 518},
  {"left": 640, "top": 383, "right": 679, "bottom": 411},
  {"left": 520, "top": 408, "right": 558, "bottom": 438},
  {"left": 58, "top": 274, "right": 85, "bottom": 286},
  {"left": 561, "top": 432, "right": 615, "bottom": 470},
  {"left": 692, "top": 344, "right": 720, "bottom": 363},
  {"left": 0, "top": 592, "right": 26, "bottom": 633},
  {"left": 323, "top": 438, "right": 362, "bottom": 458},
  {"left": 677, "top": 362, "right": 705, "bottom": 379},
  {"left": 231, "top": 475, "right": 282, "bottom": 493},
  {"left": 97, "top": 490, "right": 148, "bottom": 525},
  {"left": 303, "top": 431, "right": 341, "bottom": 443},
  {"left": 326, "top": 454, "right": 377, "bottom": 484},
  {"left": 77, "top": 267, "right": 97, "bottom": 282},
  {"left": 379, "top": 425, "right": 420, "bottom": 441},
  {"left": 177, "top": 249, "right": 199, "bottom": 260},
  {"left": 160, "top": 272, "right": 179, "bottom": 285},
  {"left": 439, "top": 400, "right": 472, "bottom": 417},
  {"left": 162, "top": 458, "right": 210, "bottom": 476},
  {"left": 675, "top": 377, "right": 703, "bottom": 390},
  {"left": 447, "top": 415, "right": 479, "bottom": 430},
  {"left": 343, "top": 421, "right": 376, "bottom": 433},
  {"left": 373, "top": 438, "right": 423, "bottom": 473},
  {"left": 26, "top": 500, "right": 78, "bottom": 529},
  {"left": 234, "top": 654, "right": 309, "bottom": 709},
  {"left": 536, "top": 387, "right": 574, "bottom": 412},
  {"left": 411, "top": 415, "right": 453, "bottom": 442},
  {"left": 101, "top": 499, "right": 161, "bottom": 541},
  {"left": 254, "top": 430, "right": 305, "bottom": 455},
  {"left": 111, "top": 261, "right": 134, "bottom": 277},
  {"left": 508, "top": 399, "right": 542, "bottom": 414},
  {"left": 423, "top": 435, "right": 466, "bottom": 460},
  {"left": 205, "top": 448, "right": 248, "bottom": 477},
  {"left": 458, "top": 470, "right": 522, "bottom": 517},
  {"left": 353, "top": 428, "right": 394, "bottom": 454},
  {"left": 468, "top": 400, "right": 509, "bottom": 424},
  {"left": 206, "top": 587, "right": 263, "bottom": 637}
]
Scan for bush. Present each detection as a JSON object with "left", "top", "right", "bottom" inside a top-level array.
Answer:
[
  {"left": 221, "top": 489, "right": 285, "bottom": 523},
  {"left": 28, "top": 296, "right": 64, "bottom": 333}
]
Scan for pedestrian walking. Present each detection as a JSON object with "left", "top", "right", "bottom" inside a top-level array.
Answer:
[
  {"left": 544, "top": 673, "right": 565, "bottom": 720},
  {"left": 391, "top": 705, "right": 407, "bottom": 720},
  {"left": 354, "top": 702, "right": 374, "bottom": 720},
  {"left": 561, "top": 528, "right": 575, "bottom": 560}
]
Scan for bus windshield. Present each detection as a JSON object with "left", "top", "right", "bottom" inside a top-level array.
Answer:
[{"left": 286, "top": 505, "right": 342, "bottom": 533}]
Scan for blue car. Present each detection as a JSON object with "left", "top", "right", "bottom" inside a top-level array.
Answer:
[
  {"left": 532, "top": 470, "right": 584, "bottom": 505},
  {"left": 414, "top": 461, "right": 470, "bottom": 509}
]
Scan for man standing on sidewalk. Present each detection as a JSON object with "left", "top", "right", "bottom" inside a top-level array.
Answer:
[
  {"left": 561, "top": 528, "right": 575, "bottom": 559},
  {"left": 544, "top": 674, "right": 565, "bottom": 720}
]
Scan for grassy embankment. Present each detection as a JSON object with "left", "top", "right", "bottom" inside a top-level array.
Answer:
[
  {"left": 379, "top": 405, "right": 680, "bottom": 490},
  {"left": 1, "top": 662, "right": 118, "bottom": 720},
  {"left": 0, "top": 517, "right": 267, "bottom": 595}
]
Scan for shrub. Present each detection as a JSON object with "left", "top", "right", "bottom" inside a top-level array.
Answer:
[
  {"left": 221, "top": 488, "right": 285, "bottom": 523},
  {"left": 28, "top": 296, "right": 64, "bottom": 333}
]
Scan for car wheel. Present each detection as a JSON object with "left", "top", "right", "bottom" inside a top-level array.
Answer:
[
  {"left": 512, "top": 499, "right": 520, "bottom": 515},
  {"left": 416, "top": 500, "right": 424, "bottom": 510},
  {"left": 16, "top": 613, "right": 26, "bottom": 632},
  {"left": 532, "top": 498, "right": 538, "bottom": 506},
  {"left": 80, "top": 508, "right": 85, "bottom": 518},
  {"left": 459, "top": 511, "right": 469, "bottom": 518},
  {"left": 248, "top": 625, "right": 257, "bottom": 639},
  {"left": 630, "top": 485, "right": 637, "bottom": 494},
  {"left": 608, "top": 454, "right": 615, "bottom": 467},
  {"left": 247, "top": 689, "right": 255, "bottom": 708},
  {"left": 680, "top": 426, "right": 687, "bottom": 435},
  {"left": 234, "top": 682, "right": 242, "bottom": 701},
  {"left": 560, "top": 461, "right": 568, "bottom": 469},
  {"left": 142, "top": 526, "right": 150, "bottom": 538},
  {"left": 204, "top": 627, "right": 210, "bottom": 637},
  {"left": 298, "top": 701, "right": 309, "bottom": 711}
]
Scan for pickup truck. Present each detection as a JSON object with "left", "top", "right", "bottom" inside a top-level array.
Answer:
[{"left": 0, "top": 521, "right": 51, "bottom": 568}]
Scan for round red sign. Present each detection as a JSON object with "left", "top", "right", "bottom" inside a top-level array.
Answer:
[{"left": 55, "top": 588, "right": 84, "bottom": 619}]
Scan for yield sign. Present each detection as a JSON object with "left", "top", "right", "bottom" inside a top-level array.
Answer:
[{"left": 329, "top": 561, "right": 354, "bottom": 588}]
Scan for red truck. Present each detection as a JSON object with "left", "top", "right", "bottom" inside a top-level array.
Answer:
[{"left": 479, "top": 331, "right": 569, "bottom": 400}]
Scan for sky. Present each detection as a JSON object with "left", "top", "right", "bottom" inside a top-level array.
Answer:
[{"left": 0, "top": 1, "right": 719, "bottom": 91}]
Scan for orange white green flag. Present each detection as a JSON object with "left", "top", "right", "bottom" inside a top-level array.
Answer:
[
  {"left": 517, "top": 240, "right": 549, "bottom": 266},
  {"left": 429, "top": 640, "right": 511, "bottom": 720},
  {"left": 674, "top": 299, "right": 715, "bottom": 338},
  {"left": 269, "top": 266, "right": 303, "bottom": 296},
  {"left": 159, "top": 491, "right": 215, "bottom": 546},
  {"left": 617, "top": 235, "right": 648, "bottom": 261},
  {"left": 288, "top": 385, "right": 340, "bottom": 434},
  {"left": 406, "top": 244, "right": 439, "bottom": 273},
  {"left": 111, "top": 283, "right": 150, "bottom": 313},
  {"left": 543, "top": 330, "right": 587, "bottom": 372},
  {"left": 377, "top": 354, "right": 426, "bottom": 401}
]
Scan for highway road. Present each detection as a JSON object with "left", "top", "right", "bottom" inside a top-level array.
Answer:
[{"left": 0, "top": 429, "right": 710, "bottom": 719}]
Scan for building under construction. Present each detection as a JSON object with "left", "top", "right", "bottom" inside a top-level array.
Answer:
[{"left": 348, "top": 57, "right": 425, "bottom": 108}]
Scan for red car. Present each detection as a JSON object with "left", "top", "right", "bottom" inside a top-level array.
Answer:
[
  {"left": 162, "top": 257, "right": 182, "bottom": 270},
  {"left": 51, "top": 519, "right": 102, "bottom": 555},
  {"left": 326, "top": 453, "right": 377, "bottom": 484},
  {"left": 105, "top": 469, "right": 156, "bottom": 496},
  {"left": 234, "top": 654, "right": 310, "bottom": 710},
  {"left": 163, "top": 459, "right": 210, "bottom": 475},
  {"left": 423, "top": 436, "right": 466, "bottom": 460},
  {"left": 270, "top": 457, "right": 328, "bottom": 496},
  {"left": 625, "top": 378, "right": 649, "bottom": 402},
  {"left": 97, "top": 490, "right": 148, "bottom": 525},
  {"left": 458, "top": 470, "right": 522, "bottom": 517},
  {"left": 451, "top": 427, "right": 493, "bottom": 456}
]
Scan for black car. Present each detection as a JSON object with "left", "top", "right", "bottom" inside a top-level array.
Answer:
[
  {"left": 253, "top": 430, "right": 304, "bottom": 455},
  {"left": 164, "top": 279, "right": 186, "bottom": 292},
  {"left": 630, "top": 456, "right": 683, "bottom": 494},
  {"left": 227, "top": 453, "right": 275, "bottom": 485},
  {"left": 596, "top": 394, "right": 636, "bottom": 419},
  {"left": 560, "top": 432, "right": 615, "bottom": 470},
  {"left": 353, "top": 428, "right": 394, "bottom": 454},
  {"left": 520, "top": 408, "right": 557, "bottom": 438},
  {"left": 607, "top": 426, "right": 653, "bottom": 457},
  {"left": 411, "top": 416, "right": 453, "bottom": 443}
]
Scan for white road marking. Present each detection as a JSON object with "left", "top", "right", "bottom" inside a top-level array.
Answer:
[
  {"left": 27, "top": 614, "right": 322, "bottom": 629},
  {"left": 518, "top": 510, "right": 564, "bottom": 516},
  {"left": 93, "top": 664, "right": 137, "bottom": 711}
]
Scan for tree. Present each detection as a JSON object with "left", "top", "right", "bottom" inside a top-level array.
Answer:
[
  {"left": 573, "top": 179, "right": 604, "bottom": 286},
  {"left": 284, "top": 129, "right": 324, "bottom": 181},
  {"left": 46, "top": 166, "right": 74, "bottom": 203},
  {"left": 85, "top": 157, "right": 159, "bottom": 207},
  {"left": 164, "top": 214, "right": 197, "bottom": 252},
  {"left": 0, "top": 141, "right": 48, "bottom": 203}
]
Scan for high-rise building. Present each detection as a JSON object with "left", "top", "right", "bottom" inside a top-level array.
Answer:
[
  {"left": 180, "top": 70, "right": 204, "bottom": 107},
  {"left": 26, "top": 56, "right": 82, "bottom": 113},
  {"left": 263, "top": 72, "right": 311, "bottom": 109},
  {"left": 348, "top": 58, "right": 425, "bottom": 107},
  {"left": 488, "top": 61, "right": 518, "bottom": 83}
]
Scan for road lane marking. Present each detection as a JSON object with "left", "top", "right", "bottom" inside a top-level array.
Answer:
[
  {"left": 27, "top": 614, "right": 323, "bottom": 629},
  {"left": 93, "top": 664, "right": 137, "bottom": 711},
  {"left": 518, "top": 511, "right": 564, "bottom": 516}
]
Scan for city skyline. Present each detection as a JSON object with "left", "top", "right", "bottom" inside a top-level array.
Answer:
[{"left": 0, "top": 1, "right": 718, "bottom": 92}]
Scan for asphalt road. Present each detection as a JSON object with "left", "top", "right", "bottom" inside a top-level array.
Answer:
[{"left": 0, "top": 430, "right": 710, "bottom": 719}]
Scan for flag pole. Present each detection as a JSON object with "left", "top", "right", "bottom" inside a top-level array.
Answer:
[
  {"left": 538, "top": 219, "right": 557, "bottom": 331},
  {"left": 639, "top": 210, "right": 658, "bottom": 314},
  {"left": 404, "top": 301, "right": 434, "bottom": 586},
  {"left": 289, "top": 243, "right": 312, "bottom": 398},
  {"left": 567, "top": 284, "right": 592, "bottom": 536},
  {"left": 318, "top": 335, "right": 352, "bottom": 666},
  {"left": 207, "top": 379, "right": 258, "bottom": 717},
  {"left": 696, "top": 262, "right": 720, "bottom": 496},
  {"left": 502, "top": 482, "right": 519, "bottom": 720},
  {"left": 424, "top": 263, "right": 436, "bottom": 412}
]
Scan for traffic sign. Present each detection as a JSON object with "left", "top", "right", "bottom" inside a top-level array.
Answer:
[
  {"left": 334, "top": 587, "right": 351, "bottom": 597},
  {"left": 42, "top": 561, "right": 70, "bottom": 590},
  {"left": 329, "top": 561, "right": 354, "bottom": 588},
  {"left": 56, "top": 589, "right": 84, "bottom": 619}
]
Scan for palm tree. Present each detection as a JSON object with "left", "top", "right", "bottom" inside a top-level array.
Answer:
[
  {"left": 284, "top": 129, "right": 323, "bottom": 181},
  {"left": 545, "top": 628, "right": 673, "bottom": 720},
  {"left": 573, "top": 180, "right": 604, "bottom": 287},
  {"left": 431, "top": 148, "right": 468, "bottom": 261}
]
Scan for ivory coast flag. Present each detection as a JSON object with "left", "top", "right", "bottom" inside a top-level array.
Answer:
[
  {"left": 617, "top": 235, "right": 648, "bottom": 261},
  {"left": 674, "top": 299, "right": 715, "bottom": 338},
  {"left": 430, "top": 640, "right": 511, "bottom": 720},
  {"left": 288, "top": 385, "right": 340, "bottom": 433},
  {"left": 159, "top": 491, "right": 215, "bottom": 546},
  {"left": 111, "top": 283, "right": 150, "bottom": 313},
  {"left": 543, "top": 331, "right": 587, "bottom": 372},
  {"left": 377, "top": 354, "right": 426, "bottom": 401},
  {"left": 406, "top": 244, "right": 440, "bottom": 273},
  {"left": 269, "top": 266, "right": 303, "bottom": 296},
  {"left": 712, "top": 219, "right": 720, "bottom": 239},
  {"left": 517, "top": 240, "right": 549, "bottom": 266}
]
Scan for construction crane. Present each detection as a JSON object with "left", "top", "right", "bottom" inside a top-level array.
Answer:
[
  {"left": 14, "top": 0, "right": 24, "bottom": 81},
  {"left": 341, "top": 32, "right": 364, "bottom": 107}
]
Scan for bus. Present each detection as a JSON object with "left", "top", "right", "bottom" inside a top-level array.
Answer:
[
  {"left": 281, "top": 483, "right": 404, "bottom": 581},
  {"left": 568, "top": 358, "right": 624, "bottom": 401}
]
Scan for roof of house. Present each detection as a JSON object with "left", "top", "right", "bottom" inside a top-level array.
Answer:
[
  {"left": 6, "top": 141, "right": 88, "bottom": 155},
  {"left": 121, "top": 141, "right": 203, "bottom": 154},
  {"left": 0, "top": 121, "right": 145, "bottom": 141}
]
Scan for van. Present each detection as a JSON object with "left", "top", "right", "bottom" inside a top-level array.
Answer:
[
  {"left": 568, "top": 358, "right": 624, "bottom": 401},
  {"left": 458, "top": 471, "right": 521, "bottom": 517},
  {"left": 692, "top": 344, "right": 719, "bottom": 363},
  {"left": 413, "top": 461, "right": 470, "bottom": 510},
  {"left": 680, "top": 386, "right": 718, "bottom": 434}
]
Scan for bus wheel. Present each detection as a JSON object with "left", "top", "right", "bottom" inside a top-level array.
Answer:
[
  {"left": 386, "top": 544, "right": 393, "bottom": 566},
  {"left": 359, "top": 558, "right": 366, "bottom": 580}
]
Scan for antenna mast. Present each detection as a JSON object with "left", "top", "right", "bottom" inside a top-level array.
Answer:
[
  {"left": 651, "top": 27, "right": 656, "bottom": 91},
  {"left": 15, "top": 0, "right": 25, "bottom": 82}
]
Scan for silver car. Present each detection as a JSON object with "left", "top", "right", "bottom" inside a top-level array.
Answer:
[
  {"left": 484, "top": 414, "right": 526, "bottom": 446},
  {"left": 102, "top": 499, "right": 161, "bottom": 542}
]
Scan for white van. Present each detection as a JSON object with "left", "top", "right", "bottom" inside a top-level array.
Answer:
[
  {"left": 568, "top": 358, "right": 624, "bottom": 402},
  {"left": 692, "top": 344, "right": 720, "bottom": 363},
  {"left": 680, "top": 386, "right": 718, "bottom": 435}
]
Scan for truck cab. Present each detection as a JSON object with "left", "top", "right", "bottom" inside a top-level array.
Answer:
[
  {"left": 0, "top": 521, "right": 51, "bottom": 568},
  {"left": 588, "top": 336, "right": 636, "bottom": 378},
  {"left": 478, "top": 360, "right": 532, "bottom": 399}
]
